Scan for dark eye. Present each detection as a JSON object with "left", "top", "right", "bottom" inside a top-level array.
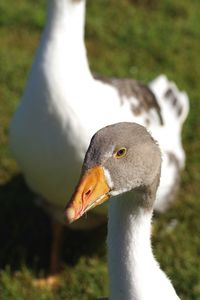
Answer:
[{"left": 114, "top": 147, "right": 127, "bottom": 159}]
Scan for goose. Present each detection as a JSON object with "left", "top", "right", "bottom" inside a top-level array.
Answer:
[
  {"left": 65, "top": 122, "right": 180, "bottom": 300},
  {"left": 9, "top": 0, "right": 189, "bottom": 274}
]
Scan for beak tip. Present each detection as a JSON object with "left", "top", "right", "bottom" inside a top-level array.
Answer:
[{"left": 65, "top": 207, "right": 75, "bottom": 224}]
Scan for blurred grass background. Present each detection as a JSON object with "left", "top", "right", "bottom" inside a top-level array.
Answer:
[{"left": 0, "top": 0, "right": 200, "bottom": 299}]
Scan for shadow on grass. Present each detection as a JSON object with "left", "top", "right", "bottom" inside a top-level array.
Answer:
[{"left": 0, "top": 175, "right": 107, "bottom": 274}]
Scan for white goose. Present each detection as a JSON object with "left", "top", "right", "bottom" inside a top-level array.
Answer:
[
  {"left": 66, "top": 122, "right": 180, "bottom": 300},
  {"left": 10, "top": 0, "right": 189, "bottom": 272}
]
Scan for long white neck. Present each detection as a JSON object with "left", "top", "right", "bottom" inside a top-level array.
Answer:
[
  {"left": 46, "top": 0, "right": 85, "bottom": 40},
  {"left": 35, "top": 0, "right": 91, "bottom": 81},
  {"left": 107, "top": 192, "right": 180, "bottom": 300}
]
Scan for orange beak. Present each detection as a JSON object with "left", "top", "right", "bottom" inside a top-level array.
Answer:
[{"left": 65, "top": 165, "right": 110, "bottom": 224}]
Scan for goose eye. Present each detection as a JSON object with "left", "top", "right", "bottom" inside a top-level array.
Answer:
[{"left": 114, "top": 147, "right": 127, "bottom": 159}]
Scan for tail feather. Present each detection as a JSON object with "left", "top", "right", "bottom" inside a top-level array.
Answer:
[{"left": 149, "top": 74, "right": 189, "bottom": 127}]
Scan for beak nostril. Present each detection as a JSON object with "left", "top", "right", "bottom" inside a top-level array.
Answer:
[
  {"left": 83, "top": 188, "right": 92, "bottom": 200},
  {"left": 85, "top": 189, "right": 91, "bottom": 195}
]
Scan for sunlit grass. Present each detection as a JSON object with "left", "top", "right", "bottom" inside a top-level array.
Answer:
[{"left": 0, "top": 0, "right": 200, "bottom": 299}]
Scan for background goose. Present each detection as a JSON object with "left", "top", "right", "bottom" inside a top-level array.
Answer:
[
  {"left": 9, "top": 0, "right": 189, "bottom": 274},
  {"left": 66, "top": 122, "right": 180, "bottom": 300}
]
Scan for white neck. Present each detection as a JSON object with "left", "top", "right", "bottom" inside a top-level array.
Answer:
[
  {"left": 46, "top": 0, "right": 85, "bottom": 37},
  {"left": 107, "top": 192, "right": 180, "bottom": 300},
  {"left": 38, "top": 0, "right": 91, "bottom": 80}
]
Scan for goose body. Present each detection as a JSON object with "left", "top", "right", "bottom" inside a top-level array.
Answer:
[
  {"left": 10, "top": 0, "right": 189, "bottom": 225},
  {"left": 66, "top": 122, "right": 180, "bottom": 300}
]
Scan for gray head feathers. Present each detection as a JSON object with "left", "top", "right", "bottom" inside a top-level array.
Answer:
[{"left": 82, "top": 122, "right": 161, "bottom": 208}]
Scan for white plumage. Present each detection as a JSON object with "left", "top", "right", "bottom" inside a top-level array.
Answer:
[
  {"left": 107, "top": 195, "right": 180, "bottom": 300},
  {"left": 10, "top": 0, "right": 189, "bottom": 227}
]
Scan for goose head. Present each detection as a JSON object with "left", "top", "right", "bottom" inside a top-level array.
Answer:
[{"left": 65, "top": 122, "right": 161, "bottom": 223}]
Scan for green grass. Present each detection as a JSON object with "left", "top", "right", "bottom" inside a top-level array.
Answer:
[{"left": 0, "top": 0, "right": 200, "bottom": 299}]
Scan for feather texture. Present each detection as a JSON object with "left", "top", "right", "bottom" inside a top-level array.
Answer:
[{"left": 10, "top": 0, "right": 189, "bottom": 226}]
